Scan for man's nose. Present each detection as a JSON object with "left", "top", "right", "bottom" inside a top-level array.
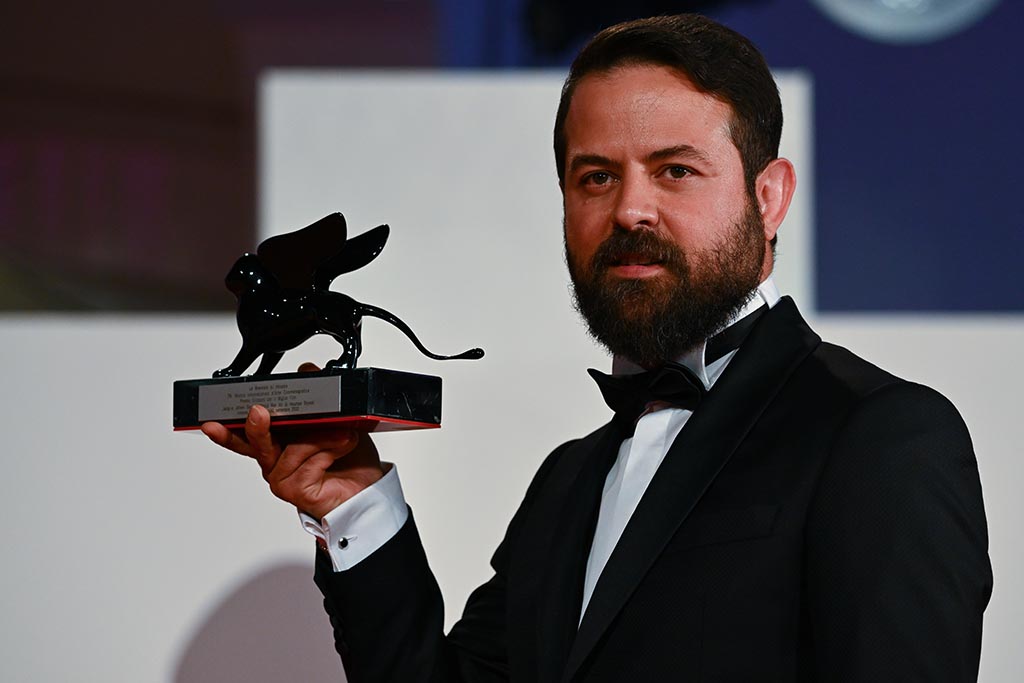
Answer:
[{"left": 612, "top": 175, "right": 658, "bottom": 230}]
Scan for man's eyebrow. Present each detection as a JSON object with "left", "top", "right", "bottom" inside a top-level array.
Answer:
[
  {"left": 568, "top": 146, "right": 713, "bottom": 175},
  {"left": 568, "top": 154, "right": 618, "bottom": 175},
  {"left": 647, "top": 144, "right": 712, "bottom": 165}
]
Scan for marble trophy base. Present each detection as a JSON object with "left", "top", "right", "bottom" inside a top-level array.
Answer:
[{"left": 173, "top": 367, "right": 442, "bottom": 432}]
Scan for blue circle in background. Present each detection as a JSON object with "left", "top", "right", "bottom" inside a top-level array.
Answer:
[{"left": 810, "top": 0, "right": 1002, "bottom": 44}]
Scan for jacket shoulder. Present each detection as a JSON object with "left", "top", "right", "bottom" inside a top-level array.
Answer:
[{"left": 807, "top": 341, "right": 903, "bottom": 397}]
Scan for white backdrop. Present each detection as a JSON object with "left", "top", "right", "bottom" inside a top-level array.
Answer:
[{"left": 0, "top": 72, "right": 1019, "bottom": 681}]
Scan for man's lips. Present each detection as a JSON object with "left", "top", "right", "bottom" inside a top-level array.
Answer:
[
  {"left": 611, "top": 259, "right": 662, "bottom": 266},
  {"left": 604, "top": 258, "right": 666, "bottom": 277},
  {"left": 606, "top": 252, "right": 664, "bottom": 267}
]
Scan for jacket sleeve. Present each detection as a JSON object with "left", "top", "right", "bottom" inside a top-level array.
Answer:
[
  {"left": 804, "top": 382, "right": 992, "bottom": 682},
  {"left": 314, "top": 441, "right": 572, "bottom": 683}
]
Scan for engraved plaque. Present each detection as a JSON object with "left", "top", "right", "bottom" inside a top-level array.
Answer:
[
  {"left": 198, "top": 375, "right": 341, "bottom": 422},
  {"left": 174, "top": 368, "right": 443, "bottom": 432}
]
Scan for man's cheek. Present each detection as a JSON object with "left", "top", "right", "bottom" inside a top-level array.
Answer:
[{"left": 564, "top": 241, "right": 592, "bottom": 276}]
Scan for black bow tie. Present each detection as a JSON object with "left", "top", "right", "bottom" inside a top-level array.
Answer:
[
  {"left": 589, "top": 305, "right": 768, "bottom": 423},
  {"left": 589, "top": 362, "right": 706, "bottom": 423}
]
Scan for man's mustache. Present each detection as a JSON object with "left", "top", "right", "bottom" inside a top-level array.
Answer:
[{"left": 591, "top": 229, "right": 685, "bottom": 271}]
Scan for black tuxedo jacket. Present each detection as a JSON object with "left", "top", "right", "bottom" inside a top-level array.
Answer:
[{"left": 315, "top": 298, "right": 992, "bottom": 682}]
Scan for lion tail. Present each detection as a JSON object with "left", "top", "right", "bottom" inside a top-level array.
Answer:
[{"left": 357, "top": 303, "right": 484, "bottom": 361}]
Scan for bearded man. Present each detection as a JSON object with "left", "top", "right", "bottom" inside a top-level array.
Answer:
[{"left": 204, "top": 14, "right": 992, "bottom": 682}]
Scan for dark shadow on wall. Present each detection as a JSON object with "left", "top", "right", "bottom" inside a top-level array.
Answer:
[{"left": 174, "top": 561, "right": 346, "bottom": 682}]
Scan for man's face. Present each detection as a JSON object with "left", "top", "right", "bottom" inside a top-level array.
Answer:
[{"left": 562, "top": 64, "right": 771, "bottom": 367}]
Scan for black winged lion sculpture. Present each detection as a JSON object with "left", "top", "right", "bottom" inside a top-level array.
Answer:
[{"left": 213, "top": 213, "right": 484, "bottom": 377}]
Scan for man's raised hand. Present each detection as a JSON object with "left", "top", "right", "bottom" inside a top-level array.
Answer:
[{"left": 200, "top": 364, "right": 385, "bottom": 519}]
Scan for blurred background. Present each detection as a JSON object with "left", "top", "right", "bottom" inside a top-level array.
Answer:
[
  {"left": 1, "top": 1, "right": 1020, "bottom": 681},
  {"left": 3, "top": 0, "right": 1020, "bottom": 312}
]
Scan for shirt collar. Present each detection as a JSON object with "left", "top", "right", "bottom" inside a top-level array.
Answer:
[{"left": 611, "top": 273, "right": 781, "bottom": 387}]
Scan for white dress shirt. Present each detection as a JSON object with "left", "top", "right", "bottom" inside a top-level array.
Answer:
[
  {"left": 301, "top": 277, "right": 781, "bottom": 588},
  {"left": 298, "top": 463, "right": 408, "bottom": 572},
  {"left": 580, "top": 278, "right": 780, "bottom": 619}
]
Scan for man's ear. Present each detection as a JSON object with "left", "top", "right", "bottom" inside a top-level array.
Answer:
[{"left": 755, "top": 158, "right": 797, "bottom": 243}]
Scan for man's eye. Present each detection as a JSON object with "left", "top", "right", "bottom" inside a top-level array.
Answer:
[
  {"left": 665, "top": 166, "right": 692, "bottom": 179},
  {"left": 584, "top": 172, "right": 612, "bottom": 186}
]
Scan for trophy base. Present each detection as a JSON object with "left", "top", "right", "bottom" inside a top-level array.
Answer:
[{"left": 173, "top": 367, "right": 442, "bottom": 432}]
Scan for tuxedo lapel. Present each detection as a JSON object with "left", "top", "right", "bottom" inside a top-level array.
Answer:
[
  {"left": 531, "top": 417, "right": 631, "bottom": 683},
  {"left": 561, "top": 297, "right": 820, "bottom": 681}
]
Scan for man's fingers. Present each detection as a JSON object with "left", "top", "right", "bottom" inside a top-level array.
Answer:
[
  {"left": 204, "top": 399, "right": 377, "bottom": 514},
  {"left": 201, "top": 421, "right": 254, "bottom": 458},
  {"left": 268, "top": 449, "right": 344, "bottom": 502},
  {"left": 243, "top": 405, "right": 281, "bottom": 473},
  {"left": 269, "top": 430, "right": 359, "bottom": 483},
  {"left": 201, "top": 410, "right": 280, "bottom": 471},
  {"left": 298, "top": 362, "right": 321, "bottom": 373}
]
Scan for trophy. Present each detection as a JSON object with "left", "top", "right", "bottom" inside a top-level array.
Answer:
[{"left": 173, "top": 213, "right": 484, "bottom": 432}]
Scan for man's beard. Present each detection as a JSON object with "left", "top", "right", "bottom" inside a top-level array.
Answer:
[{"left": 566, "top": 202, "right": 766, "bottom": 368}]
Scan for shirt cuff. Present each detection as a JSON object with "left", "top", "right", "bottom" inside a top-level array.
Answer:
[{"left": 297, "top": 462, "right": 409, "bottom": 572}]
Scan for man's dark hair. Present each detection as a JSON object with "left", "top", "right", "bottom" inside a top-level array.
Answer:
[{"left": 553, "top": 14, "right": 783, "bottom": 203}]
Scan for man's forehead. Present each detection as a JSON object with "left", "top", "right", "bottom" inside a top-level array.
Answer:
[
  {"left": 574, "top": 62, "right": 726, "bottom": 106},
  {"left": 565, "top": 64, "right": 738, "bottom": 156}
]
